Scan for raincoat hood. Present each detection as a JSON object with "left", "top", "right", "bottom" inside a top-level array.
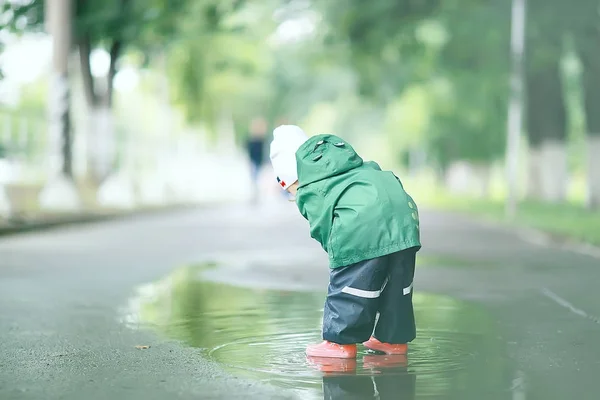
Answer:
[{"left": 296, "top": 134, "right": 364, "bottom": 188}]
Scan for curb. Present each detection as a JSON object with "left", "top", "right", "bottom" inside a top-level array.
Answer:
[
  {"left": 0, "top": 204, "right": 200, "bottom": 238},
  {"left": 514, "top": 227, "right": 600, "bottom": 260},
  {"left": 431, "top": 207, "right": 600, "bottom": 260}
]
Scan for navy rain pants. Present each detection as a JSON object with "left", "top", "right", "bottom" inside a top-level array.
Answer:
[{"left": 322, "top": 247, "right": 418, "bottom": 345}]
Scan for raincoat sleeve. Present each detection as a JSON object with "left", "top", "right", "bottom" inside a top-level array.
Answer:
[{"left": 296, "top": 189, "right": 333, "bottom": 253}]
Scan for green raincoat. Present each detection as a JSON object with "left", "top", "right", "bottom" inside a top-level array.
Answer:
[{"left": 295, "top": 134, "right": 421, "bottom": 268}]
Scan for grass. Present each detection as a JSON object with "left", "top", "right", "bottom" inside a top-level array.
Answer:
[{"left": 405, "top": 175, "right": 600, "bottom": 247}]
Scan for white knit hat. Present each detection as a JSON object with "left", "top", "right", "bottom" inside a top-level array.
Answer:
[{"left": 269, "top": 125, "right": 309, "bottom": 190}]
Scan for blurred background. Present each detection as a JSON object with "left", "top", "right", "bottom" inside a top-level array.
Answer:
[{"left": 0, "top": 0, "right": 599, "bottom": 244}]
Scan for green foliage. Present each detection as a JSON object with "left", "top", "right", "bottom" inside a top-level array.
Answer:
[
  {"left": 1, "top": 1, "right": 43, "bottom": 33},
  {"left": 311, "top": 0, "right": 513, "bottom": 168},
  {"left": 427, "top": 75, "right": 508, "bottom": 165},
  {"left": 16, "top": 79, "right": 47, "bottom": 115},
  {"left": 429, "top": 1, "right": 510, "bottom": 166},
  {"left": 316, "top": 0, "right": 444, "bottom": 100},
  {"left": 270, "top": 42, "right": 355, "bottom": 126},
  {"left": 166, "top": 1, "right": 277, "bottom": 134},
  {"left": 3, "top": 0, "right": 592, "bottom": 176},
  {"left": 2, "top": 0, "right": 191, "bottom": 46},
  {"left": 384, "top": 84, "right": 431, "bottom": 150}
]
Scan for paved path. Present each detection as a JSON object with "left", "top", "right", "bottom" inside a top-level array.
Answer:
[{"left": 0, "top": 197, "right": 599, "bottom": 399}]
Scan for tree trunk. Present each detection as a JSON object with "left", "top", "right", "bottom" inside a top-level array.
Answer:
[
  {"left": 88, "top": 106, "right": 116, "bottom": 184},
  {"left": 539, "top": 138, "right": 568, "bottom": 202},
  {"left": 479, "top": 163, "right": 492, "bottom": 198},
  {"left": 0, "top": 155, "right": 10, "bottom": 216},
  {"left": 50, "top": 72, "right": 73, "bottom": 179},
  {"left": 505, "top": 0, "right": 526, "bottom": 218},
  {"left": 107, "top": 40, "right": 121, "bottom": 107},
  {"left": 78, "top": 35, "right": 97, "bottom": 109},
  {"left": 526, "top": 145, "right": 543, "bottom": 198},
  {"left": 575, "top": 20, "right": 600, "bottom": 209},
  {"left": 525, "top": 27, "right": 568, "bottom": 203},
  {"left": 78, "top": 37, "right": 121, "bottom": 186},
  {"left": 525, "top": 70, "right": 544, "bottom": 199},
  {"left": 39, "top": 0, "right": 80, "bottom": 212},
  {"left": 586, "top": 135, "right": 600, "bottom": 208},
  {"left": 444, "top": 160, "right": 473, "bottom": 195},
  {"left": 48, "top": 4, "right": 73, "bottom": 179}
]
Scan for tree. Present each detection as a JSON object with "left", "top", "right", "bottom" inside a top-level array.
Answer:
[
  {"left": 524, "top": 0, "right": 569, "bottom": 203},
  {"left": 571, "top": 0, "right": 600, "bottom": 209},
  {"left": 316, "top": 0, "right": 444, "bottom": 103},
  {"left": 428, "top": 1, "right": 510, "bottom": 173},
  {"left": 167, "top": 0, "right": 276, "bottom": 139},
  {"left": 317, "top": 0, "right": 512, "bottom": 189},
  {"left": 73, "top": 0, "right": 195, "bottom": 184},
  {"left": 6, "top": 0, "right": 195, "bottom": 184}
]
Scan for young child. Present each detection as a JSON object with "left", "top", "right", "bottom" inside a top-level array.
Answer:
[{"left": 269, "top": 125, "right": 421, "bottom": 359}]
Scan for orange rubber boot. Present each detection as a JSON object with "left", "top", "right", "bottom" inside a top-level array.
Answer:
[
  {"left": 363, "top": 337, "right": 408, "bottom": 355},
  {"left": 306, "top": 341, "right": 357, "bottom": 359}
]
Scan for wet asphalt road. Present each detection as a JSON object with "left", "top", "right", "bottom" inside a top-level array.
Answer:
[{"left": 1, "top": 201, "right": 599, "bottom": 400}]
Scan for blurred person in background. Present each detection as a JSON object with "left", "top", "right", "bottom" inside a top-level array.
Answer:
[{"left": 246, "top": 117, "right": 268, "bottom": 202}]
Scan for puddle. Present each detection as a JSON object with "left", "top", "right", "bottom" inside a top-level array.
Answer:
[{"left": 122, "top": 265, "right": 513, "bottom": 399}]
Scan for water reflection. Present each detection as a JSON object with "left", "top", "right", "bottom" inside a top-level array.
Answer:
[
  {"left": 309, "top": 355, "right": 416, "bottom": 399},
  {"left": 122, "top": 265, "right": 512, "bottom": 399}
]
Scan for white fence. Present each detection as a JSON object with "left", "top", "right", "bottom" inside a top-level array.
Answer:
[{"left": 0, "top": 109, "right": 254, "bottom": 217}]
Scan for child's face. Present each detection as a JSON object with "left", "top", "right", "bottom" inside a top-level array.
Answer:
[{"left": 287, "top": 182, "right": 299, "bottom": 196}]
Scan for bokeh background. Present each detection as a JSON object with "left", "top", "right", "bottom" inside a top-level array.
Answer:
[{"left": 1, "top": 0, "right": 599, "bottom": 244}]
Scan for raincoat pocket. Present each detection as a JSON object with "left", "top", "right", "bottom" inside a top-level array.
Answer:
[{"left": 328, "top": 216, "right": 340, "bottom": 259}]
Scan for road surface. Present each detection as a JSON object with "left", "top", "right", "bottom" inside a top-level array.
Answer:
[{"left": 0, "top": 200, "right": 599, "bottom": 399}]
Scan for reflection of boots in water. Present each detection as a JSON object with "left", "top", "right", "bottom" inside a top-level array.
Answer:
[
  {"left": 363, "top": 353, "right": 407, "bottom": 369},
  {"left": 310, "top": 355, "right": 416, "bottom": 400},
  {"left": 362, "top": 354, "right": 416, "bottom": 400},
  {"left": 306, "top": 356, "right": 357, "bottom": 373},
  {"left": 307, "top": 357, "right": 368, "bottom": 400},
  {"left": 322, "top": 375, "right": 376, "bottom": 400}
]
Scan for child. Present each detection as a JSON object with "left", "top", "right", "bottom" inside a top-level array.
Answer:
[{"left": 269, "top": 125, "right": 421, "bottom": 359}]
